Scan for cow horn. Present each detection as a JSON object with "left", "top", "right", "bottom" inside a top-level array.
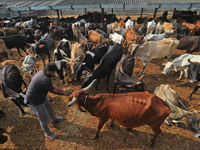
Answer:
[
  {"left": 66, "top": 97, "right": 77, "bottom": 107},
  {"left": 136, "top": 75, "right": 144, "bottom": 84},
  {"left": 83, "top": 79, "right": 97, "bottom": 92}
]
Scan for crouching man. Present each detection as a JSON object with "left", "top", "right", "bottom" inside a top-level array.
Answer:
[{"left": 24, "top": 62, "right": 68, "bottom": 140}]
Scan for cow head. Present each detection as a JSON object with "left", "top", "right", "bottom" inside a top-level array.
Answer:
[
  {"left": 67, "top": 79, "right": 97, "bottom": 107},
  {"left": 184, "top": 110, "right": 200, "bottom": 138},
  {"left": 162, "top": 62, "right": 173, "bottom": 74},
  {"left": 188, "top": 59, "right": 200, "bottom": 83}
]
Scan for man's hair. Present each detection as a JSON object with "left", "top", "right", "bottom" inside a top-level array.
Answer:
[{"left": 44, "top": 62, "right": 58, "bottom": 72}]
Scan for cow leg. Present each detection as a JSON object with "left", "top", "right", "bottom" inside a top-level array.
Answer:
[
  {"left": 113, "top": 82, "right": 117, "bottom": 94},
  {"left": 95, "top": 79, "right": 100, "bottom": 90},
  {"left": 17, "top": 47, "right": 23, "bottom": 57},
  {"left": 48, "top": 53, "right": 51, "bottom": 62},
  {"left": 95, "top": 118, "right": 108, "bottom": 139},
  {"left": 140, "top": 61, "right": 149, "bottom": 76},
  {"left": 106, "top": 74, "right": 110, "bottom": 92},
  {"left": 188, "top": 86, "right": 200, "bottom": 99},
  {"left": 42, "top": 59, "right": 46, "bottom": 67},
  {"left": 21, "top": 47, "right": 29, "bottom": 55},
  {"left": 177, "top": 71, "right": 183, "bottom": 81},
  {"left": 150, "top": 126, "right": 162, "bottom": 146},
  {"left": 10, "top": 100, "right": 25, "bottom": 115}
]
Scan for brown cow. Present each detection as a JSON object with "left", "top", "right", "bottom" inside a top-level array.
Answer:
[
  {"left": 162, "top": 22, "right": 174, "bottom": 32},
  {"left": 126, "top": 28, "right": 143, "bottom": 45},
  {"left": 0, "top": 39, "right": 9, "bottom": 60},
  {"left": 88, "top": 30, "right": 108, "bottom": 44},
  {"left": 182, "top": 22, "right": 197, "bottom": 35},
  {"left": 67, "top": 80, "right": 171, "bottom": 145},
  {"left": 117, "top": 20, "right": 125, "bottom": 28}
]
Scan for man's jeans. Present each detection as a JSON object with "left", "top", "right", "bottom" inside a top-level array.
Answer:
[{"left": 27, "top": 98, "right": 57, "bottom": 136}]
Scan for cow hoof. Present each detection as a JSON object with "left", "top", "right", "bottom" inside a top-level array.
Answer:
[{"left": 94, "top": 135, "right": 99, "bottom": 139}]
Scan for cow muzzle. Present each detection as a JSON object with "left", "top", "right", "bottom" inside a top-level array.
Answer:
[
  {"left": 34, "top": 54, "right": 39, "bottom": 58},
  {"left": 194, "top": 133, "right": 200, "bottom": 138}
]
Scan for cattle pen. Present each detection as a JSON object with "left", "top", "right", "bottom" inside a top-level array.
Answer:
[{"left": 0, "top": 0, "right": 200, "bottom": 150}]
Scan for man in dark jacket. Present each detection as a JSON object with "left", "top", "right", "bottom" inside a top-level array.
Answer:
[{"left": 24, "top": 62, "right": 68, "bottom": 140}]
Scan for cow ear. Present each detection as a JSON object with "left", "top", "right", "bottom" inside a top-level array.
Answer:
[{"left": 39, "top": 44, "right": 44, "bottom": 48}]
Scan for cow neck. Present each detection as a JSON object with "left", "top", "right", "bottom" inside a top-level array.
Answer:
[{"left": 84, "top": 95, "right": 88, "bottom": 108}]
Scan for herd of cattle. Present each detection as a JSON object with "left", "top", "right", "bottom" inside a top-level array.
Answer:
[{"left": 1, "top": 11, "right": 200, "bottom": 146}]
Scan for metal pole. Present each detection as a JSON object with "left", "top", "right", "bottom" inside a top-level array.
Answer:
[
  {"left": 60, "top": 9, "right": 63, "bottom": 19},
  {"left": 102, "top": 8, "right": 104, "bottom": 23},
  {"left": 140, "top": 8, "right": 143, "bottom": 18},
  {"left": 18, "top": 11, "right": 23, "bottom": 22},
  {"left": 56, "top": 9, "right": 60, "bottom": 20},
  {"left": 85, "top": 8, "right": 87, "bottom": 14},
  {"left": 112, "top": 8, "right": 113, "bottom": 15},
  {"left": 153, "top": 8, "right": 158, "bottom": 20}
]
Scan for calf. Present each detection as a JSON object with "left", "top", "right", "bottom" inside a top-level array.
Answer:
[
  {"left": 81, "top": 43, "right": 123, "bottom": 91},
  {"left": 154, "top": 84, "right": 200, "bottom": 138},
  {"left": 67, "top": 80, "right": 170, "bottom": 145},
  {"left": 53, "top": 39, "right": 71, "bottom": 83},
  {"left": 146, "top": 20, "right": 156, "bottom": 34}
]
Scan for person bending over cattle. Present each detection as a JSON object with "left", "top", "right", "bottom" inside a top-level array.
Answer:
[{"left": 24, "top": 62, "right": 68, "bottom": 140}]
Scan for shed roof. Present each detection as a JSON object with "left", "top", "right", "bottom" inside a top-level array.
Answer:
[{"left": 0, "top": 0, "right": 200, "bottom": 11}]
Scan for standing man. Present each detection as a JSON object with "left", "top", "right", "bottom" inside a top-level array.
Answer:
[{"left": 24, "top": 62, "right": 68, "bottom": 140}]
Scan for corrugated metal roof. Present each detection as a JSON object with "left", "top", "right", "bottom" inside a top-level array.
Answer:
[{"left": 0, "top": 0, "right": 200, "bottom": 10}]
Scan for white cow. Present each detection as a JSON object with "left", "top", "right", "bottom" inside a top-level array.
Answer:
[
  {"left": 146, "top": 20, "right": 156, "bottom": 35},
  {"left": 143, "top": 31, "right": 173, "bottom": 42},
  {"left": 21, "top": 54, "right": 37, "bottom": 75},
  {"left": 162, "top": 53, "right": 200, "bottom": 82},
  {"left": 130, "top": 38, "right": 180, "bottom": 75},
  {"left": 125, "top": 19, "right": 134, "bottom": 29},
  {"left": 155, "top": 22, "right": 163, "bottom": 34},
  {"left": 24, "top": 18, "right": 35, "bottom": 28},
  {"left": 109, "top": 32, "right": 124, "bottom": 44},
  {"left": 154, "top": 84, "right": 200, "bottom": 139}
]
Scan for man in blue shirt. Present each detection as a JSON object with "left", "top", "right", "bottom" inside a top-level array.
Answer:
[{"left": 24, "top": 62, "right": 68, "bottom": 140}]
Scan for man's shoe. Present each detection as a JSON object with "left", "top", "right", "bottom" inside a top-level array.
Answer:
[
  {"left": 52, "top": 116, "right": 64, "bottom": 123},
  {"left": 45, "top": 133, "right": 58, "bottom": 140}
]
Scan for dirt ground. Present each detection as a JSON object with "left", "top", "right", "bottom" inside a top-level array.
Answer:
[{"left": 1, "top": 20, "right": 200, "bottom": 149}]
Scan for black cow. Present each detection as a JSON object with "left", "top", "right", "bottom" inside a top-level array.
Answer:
[
  {"left": 188, "top": 59, "right": 200, "bottom": 83},
  {"left": 0, "top": 35, "right": 35, "bottom": 57},
  {"left": 0, "top": 63, "right": 27, "bottom": 115},
  {"left": 81, "top": 43, "right": 123, "bottom": 91},
  {"left": 27, "top": 33, "right": 55, "bottom": 66},
  {"left": 187, "top": 59, "right": 200, "bottom": 99},
  {"left": 76, "top": 43, "right": 109, "bottom": 81},
  {"left": 53, "top": 39, "right": 71, "bottom": 83}
]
